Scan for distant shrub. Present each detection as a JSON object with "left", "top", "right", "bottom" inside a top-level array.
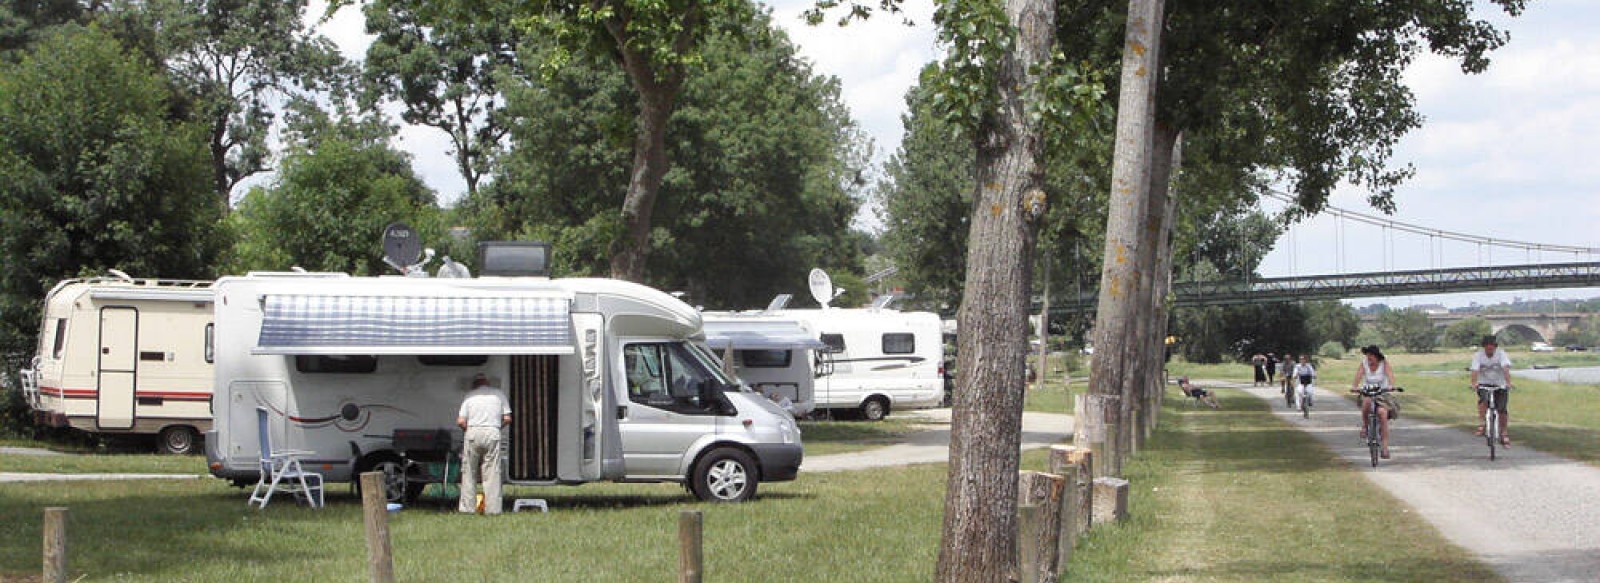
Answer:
[{"left": 1319, "top": 341, "right": 1346, "bottom": 360}]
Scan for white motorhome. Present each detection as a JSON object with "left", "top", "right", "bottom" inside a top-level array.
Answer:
[
  {"left": 701, "top": 314, "right": 827, "bottom": 417},
  {"left": 18, "top": 275, "right": 214, "bottom": 453},
  {"left": 779, "top": 308, "right": 945, "bottom": 420},
  {"left": 205, "top": 269, "right": 801, "bottom": 503}
]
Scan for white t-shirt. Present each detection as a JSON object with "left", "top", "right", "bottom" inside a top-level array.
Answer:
[
  {"left": 1292, "top": 363, "right": 1316, "bottom": 383},
  {"left": 458, "top": 386, "right": 511, "bottom": 428},
  {"left": 1470, "top": 349, "right": 1512, "bottom": 388}
]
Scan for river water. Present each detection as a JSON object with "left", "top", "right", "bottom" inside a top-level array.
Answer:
[{"left": 1517, "top": 366, "right": 1600, "bottom": 386}]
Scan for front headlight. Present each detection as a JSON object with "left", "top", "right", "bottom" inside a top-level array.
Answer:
[{"left": 779, "top": 420, "right": 795, "bottom": 444}]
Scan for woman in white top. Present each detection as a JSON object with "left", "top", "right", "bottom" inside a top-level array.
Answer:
[
  {"left": 1350, "top": 345, "right": 1399, "bottom": 459},
  {"left": 1292, "top": 355, "right": 1316, "bottom": 407}
]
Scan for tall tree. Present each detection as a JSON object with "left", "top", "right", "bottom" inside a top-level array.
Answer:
[
  {"left": 425, "top": 0, "right": 752, "bottom": 282},
  {"left": 1306, "top": 300, "right": 1362, "bottom": 350},
  {"left": 228, "top": 105, "right": 440, "bottom": 276},
  {"left": 1376, "top": 308, "right": 1439, "bottom": 353},
  {"left": 133, "top": 0, "right": 349, "bottom": 204},
  {"left": 0, "top": 24, "right": 225, "bottom": 354},
  {"left": 466, "top": 8, "right": 868, "bottom": 308},
  {"left": 360, "top": 0, "right": 520, "bottom": 199}
]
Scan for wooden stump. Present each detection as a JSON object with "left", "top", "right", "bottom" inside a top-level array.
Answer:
[
  {"left": 1047, "top": 446, "right": 1080, "bottom": 567},
  {"left": 359, "top": 472, "right": 395, "bottom": 583},
  {"left": 679, "top": 510, "right": 703, "bottom": 583},
  {"left": 1092, "top": 477, "right": 1130, "bottom": 525},
  {"left": 43, "top": 507, "right": 66, "bottom": 583},
  {"left": 1017, "top": 471, "right": 1066, "bottom": 583}
]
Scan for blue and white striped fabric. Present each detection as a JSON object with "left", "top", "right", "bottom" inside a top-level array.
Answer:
[{"left": 255, "top": 295, "right": 574, "bottom": 355}]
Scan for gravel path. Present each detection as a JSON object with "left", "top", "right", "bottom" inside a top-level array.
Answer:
[
  {"left": 802, "top": 409, "right": 1074, "bottom": 473},
  {"left": 1230, "top": 381, "right": 1600, "bottom": 583},
  {"left": 0, "top": 446, "right": 64, "bottom": 456}
]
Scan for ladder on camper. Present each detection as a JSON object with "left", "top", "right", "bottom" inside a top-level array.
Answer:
[{"left": 19, "top": 356, "right": 40, "bottom": 408}]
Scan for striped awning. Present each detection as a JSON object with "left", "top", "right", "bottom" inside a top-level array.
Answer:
[
  {"left": 254, "top": 295, "right": 574, "bottom": 355},
  {"left": 702, "top": 320, "right": 825, "bottom": 351}
]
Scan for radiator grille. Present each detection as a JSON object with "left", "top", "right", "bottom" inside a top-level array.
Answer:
[{"left": 509, "top": 355, "right": 559, "bottom": 481}]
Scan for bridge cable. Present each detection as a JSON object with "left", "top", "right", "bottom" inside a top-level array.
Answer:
[{"left": 1263, "top": 189, "right": 1600, "bottom": 257}]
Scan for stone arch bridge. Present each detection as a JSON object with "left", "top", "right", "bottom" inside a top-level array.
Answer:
[{"left": 1359, "top": 312, "right": 1589, "bottom": 344}]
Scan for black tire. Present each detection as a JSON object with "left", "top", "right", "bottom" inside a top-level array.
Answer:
[
  {"left": 156, "top": 425, "right": 198, "bottom": 455},
  {"left": 689, "top": 448, "right": 758, "bottom": 502},
  {"left": 1368, "top": 417, "right": 1380, "bottom": 468},
  {"left": 1487, "top": 411, "right": 1498, "bottom": 461},
  {"left": 357, "top": 454, "right": 424, "bottom": 504},
  {"left": 1284, "top": 387, "right": 1293, "bottom": 408},
  {"left": 859, "top": 397, "right": 889, "bottom": 422}
]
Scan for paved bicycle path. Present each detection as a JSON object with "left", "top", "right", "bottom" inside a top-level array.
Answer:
[{"left": 1228, "top": 381, "right": 1600, "bottom": 583}]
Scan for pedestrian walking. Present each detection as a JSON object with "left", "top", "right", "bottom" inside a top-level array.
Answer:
[
  {"left": 1252, "top": 353, "right": 1267, "bottom": 386},
  {"left": 457, "top": 373, "right": 511, "bottom": 515},
  {"left": 1266, "top": 352, "right": 1279, "bottom": 385}
]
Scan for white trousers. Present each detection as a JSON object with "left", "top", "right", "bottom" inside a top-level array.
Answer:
[{"left": 459, "top": 427, "right": 503, "bottom": 514}]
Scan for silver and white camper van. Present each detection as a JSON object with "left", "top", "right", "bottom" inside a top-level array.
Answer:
[
  {"left": 205, "top": 270, "right": 800, "bottom": 503},
  {"left": 701, "top": 314, "right": 827, "bottom": 417},
  {"left": 781, "top": 308, "right": 945, "bottom": 420},
  {"left": 19, "top": 274, "right": 214, "bottom": 453}
]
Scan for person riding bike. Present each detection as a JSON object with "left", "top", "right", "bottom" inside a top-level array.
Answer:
[
  {"left": 1470, "top": 335, "right": 1513, "bottom": 447},
  {"left": 1350, "top": 345, "right": 1398, "bottom": 459},
  {"left": 1292, "top": 354, "right": 1316, "bottom": 408}
]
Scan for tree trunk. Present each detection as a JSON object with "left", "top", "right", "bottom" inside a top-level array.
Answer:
[
  {"left": 1138, "top": 125, "right": 1179, "bottom": 440},
  {"left": 608, "top": 37, "right": 685, "bottom": 282},
  {"left": 1081, "top": 0, "right": 1164, "bottom": 479},
  {"left": 934, "top": 0, "right": 1055, "bottom": 579}
]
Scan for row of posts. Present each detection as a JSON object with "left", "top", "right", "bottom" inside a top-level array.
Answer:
[
  {"left": 1015, "top": 444, "right": 1129, "bottom": 583},
  {"left": 38, "top": 461, "right": 1120, "bottom": 583}
]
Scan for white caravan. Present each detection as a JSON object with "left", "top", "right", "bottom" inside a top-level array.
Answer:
[
  {"left": 18, "top": 275, "right": 214, "bottom": 454},
  {"left": 779, "top": 308, "right": 945, "bottom": 420},
  {"left": 701, "top": 314, "right": 827, "bottom": 417},
  {"left": 205, "top": 271, "right": 801, "bottom": 503}
]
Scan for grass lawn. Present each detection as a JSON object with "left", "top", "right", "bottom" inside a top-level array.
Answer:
[
  {"left": 1, "top": 388, "right": 1498, "bottom": 582},
  {"left": 0, "top": 451, "right": 206, "bottom": 475},
  {"left": 798, "top": 416, "right": 924, "bottom": 456},
  {"left": 1065, "top": 390, "right": 1501, "bottom": 582}
]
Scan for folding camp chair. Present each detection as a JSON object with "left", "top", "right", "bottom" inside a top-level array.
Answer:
[{"left": 248, "top": 407, "right": 325, "bottom": 509}]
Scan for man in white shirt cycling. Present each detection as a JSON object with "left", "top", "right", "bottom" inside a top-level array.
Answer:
[
  {"left": 1469, "top": 335, "right": 1513, "bottom": 447},
  {"left": 457, "top": 373, "right": 512, "bottom": 514},
  {"left": 1292, "top": 354, "right": 1316, "bottom": 408}
]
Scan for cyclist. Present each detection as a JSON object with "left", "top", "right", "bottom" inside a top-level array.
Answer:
[
  {"left": 1350, "top": 345, "right": 1398, "bottom": 459},
  {"left": 1292, "top": 354, "right": 1316, "bottom": 408},
  {"left": 1469, "top": 335, "right": 1513, "bottom": 447}
]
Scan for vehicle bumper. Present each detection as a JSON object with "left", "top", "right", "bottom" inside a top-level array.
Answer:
[{"left": 751, "top": 443, "right": 803, "bottom": 482}]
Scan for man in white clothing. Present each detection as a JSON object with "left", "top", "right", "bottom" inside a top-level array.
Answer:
[
  {"left": 1469, "top": 335, "right": 1513, "bottom": 446},
  {"left": 457, "top": 373, "right": 511, "bottom": 514}
]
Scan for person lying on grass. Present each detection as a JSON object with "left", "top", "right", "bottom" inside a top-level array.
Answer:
[{"left": 1178, "top": 376, "right": 1219, "bottom": 409}]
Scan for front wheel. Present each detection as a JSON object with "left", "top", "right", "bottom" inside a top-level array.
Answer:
[
  {"left": 1486, "top": 411, "right": 1499, "bottom": 461},
  {"left": 859, "top": 397, "right": 888, "bottom": 422},
  {"left": 357, "top": 455, "right": 423, "bottom": 503},
  {"left": 690, "top": 448, "right": 758, "bottom": 502}
]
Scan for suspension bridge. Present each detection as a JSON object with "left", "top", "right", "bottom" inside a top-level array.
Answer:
[{"left": 1044, "top": 190, "right": 1600, "bottom": 315}]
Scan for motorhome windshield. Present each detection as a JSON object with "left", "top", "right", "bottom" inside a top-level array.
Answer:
[{"left": 686, "top": 341, "right": 742, "bottom": 391}]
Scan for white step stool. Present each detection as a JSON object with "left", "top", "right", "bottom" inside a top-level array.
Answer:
[{"left": 512, "top": 498, "right": 548, "bottom": 513}]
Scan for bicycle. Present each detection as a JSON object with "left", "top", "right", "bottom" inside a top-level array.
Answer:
[
  {"left": 1353, "top": 385, "right": 1403, "bottom": 467},
  {"left": 1283, "top": 377, "right": 1295, "bottom": 408},
  {"left": 1476, "top": 384, "right": 1509, "bottom": 461},
  {"left": 1295, "top": 376, "right": 1315, "bottom": 419}
]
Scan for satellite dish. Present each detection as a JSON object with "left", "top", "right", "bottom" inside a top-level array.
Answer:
[
  {"left": 382, "top": 222, "right": 422, "bottom": 273},
  {"left": 808, "top": 268, "right": 834, "bottom": 309}
]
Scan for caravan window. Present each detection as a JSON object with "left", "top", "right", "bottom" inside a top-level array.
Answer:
[
  {"left": 51, "top": 318, "right": 67, "bottom": 359},
  {"left": 623, "top": 343, "right": 722, "bottom": 415},
  {"left": 882, "top": 333, "right": 916, "bottom": 355},
  {"left": 418, "top": 355, "right": 489, "bottom": 367},
  {"left": 204, "top": 323, "right": 214, "bottom": 363},
  {"left": 295, "top": 355, "right": 378, "bottom": 374},
  {"left": 739, "top": 349, "right": 791, "bottom": 368},
  {"left": 820, "top": 333, "right": 846, "bottom": 354}
]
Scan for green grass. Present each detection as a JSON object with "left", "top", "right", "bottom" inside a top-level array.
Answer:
[
  {"left": 0, "top": 451, "right": 206, "bottom": 475},
  {"left": 1064, "top": 391, "right": 1501, "bottom": 582},
  {"left": 0, "top": 389, "right": 1498, "bottom": 582},
  {"left": 799, "top": 417, "right": 924, "bottom": 456}
]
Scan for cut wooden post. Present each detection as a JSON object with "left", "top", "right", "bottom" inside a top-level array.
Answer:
[
  {"left": 1067, "top": 449, "right": 1094, "bottom": 538},
  {"left": 1092, "top": 477, "right": 1131, "bottom": 525},
  {"left": 679, "top": 510, "right": 703, "bottom": 583},
  {"left": 1047, "top": 446, "right": 1079, "bottom": 567},
  {"left": 359, "top": 471, "right": 395, "bottom": 583},
  {"left": 1017, "top": 471, "right": 1066, "bottom": 583},
  {"left": 42, "top": 507, "right": 66, "bottom": 583}
]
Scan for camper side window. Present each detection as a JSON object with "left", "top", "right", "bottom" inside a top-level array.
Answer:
[
  {"left": 820, "top": 333, "right": 846, "bottom": 354},
  {"left": 738, "top": 350, "right": 791, "bottom": 368},
  {"left": 624, "top": 343, "right": 720, "bottom": 415},
  {"left": 204, "top": 323, "right": 214, "bottom": 364},
  {"left": 417, "top": 355, "right": 489, "bottom": 366},
  {"left": 51, "top": 318, "right": 67, "bottom": 359},
  {"left": 295, "top": 355, "right": 378, "bottom": 374},
  {"left": 882, "top": 333, "right": 915, "bottom": 355}
]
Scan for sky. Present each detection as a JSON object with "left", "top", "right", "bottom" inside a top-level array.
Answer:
[{"left": 308, "top": 0, "right": 1598, "bottom": 309}]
